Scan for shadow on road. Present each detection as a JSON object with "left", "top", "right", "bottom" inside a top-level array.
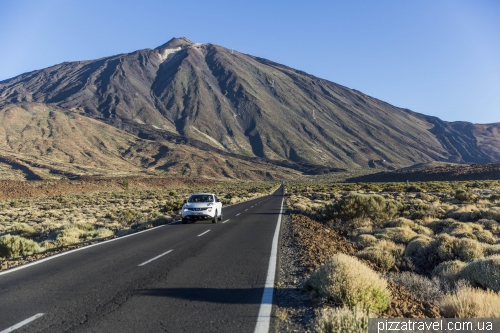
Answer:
[{"left": 136, "top": 287, "right": 295, "bottom": 304}]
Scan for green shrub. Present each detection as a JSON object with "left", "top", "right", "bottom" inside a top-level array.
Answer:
[
  {"left": 304, "top": 253, "right": 390, "bottom": 312},
  {"left": 431, "top": 260, "right": 467, "bottom": 283},
  {"left": 355, "top": 247, "right": 395, "bottom": 271},
  {"left": 161, "top": 200, "right": 183, "bottom": 213},
  {"left": 0, "top": 234, "right": 42, "bottom": 258},
  {"left": 435, "top": 234, "right": 484, "bottom": 262},
  {"left": 457, "top": 255, "right": 500, "bottom": 292},
  {"left": 454, "top": 189, "right": 474, "bottom": 203},
  {"left": 437, "top": 234, "right": 485, "bottom": 262},
  {"left": 314, "top": 306, "right": 372, "bottom": 333},
  {"left": 326, "top": 193, "right": 401, "bottom": 224},
  {"left": 375, "top": 227, "right": 417, "bottom": 244},
  {"left": 404, "top": 236, "right": 433, "bottom": 259},
  {"left": 405, "top": 234, "right": 484, "bottom": 274}
]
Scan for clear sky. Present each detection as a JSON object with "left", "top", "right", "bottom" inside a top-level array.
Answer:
[{"left": 1, "top": 0, "right": 499, "bottom": 123}]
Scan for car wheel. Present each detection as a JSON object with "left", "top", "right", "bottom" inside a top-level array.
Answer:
[
  {"left": 218, "top": 210, "right": 223, "bottom": 221},
  {"left": 212, "top": 210, "right": 218, "bottom": 224},
  {"left": 182, "top": 218, "right": 188, "bottom": 224}
]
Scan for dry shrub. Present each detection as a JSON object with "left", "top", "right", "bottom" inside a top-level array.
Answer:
[
  {"left": 387, "top": 271, "right": 444, "bottom": 303},
  {"left": 8, "top": 223, "right": 37, "bottom": 237},
  {"left": 457, "top": 255, "right": 500, "bottom": 292},
  {"left": 405, "top": 235, "right": 484, "bottom": 274},
  {"left": 375, "top": 227, "right": 417, "bottom": 244},
  {"left": 0, "top": 234, "right": 43, "bottom": 259},
  {"left": 427, "top": 219, "right": 456, "bottom": 234},
  {"left": 314, "top": 306, "right": 372, "bottom": 333},
  {"left": 412, "top": 224, "right": 434, "bottom": 236},
  {"left": 476, "top": 219, "right": 500, "bottom": 232},
  {"left": 436, "top": 234, "right": 484, "bottom": 262},
  {"left": 355, "top": 234, "right": 378, "bottom": 248},
  {"left": 51, "top": 223, "right": 113, "bottom": 247},
  {"left": 304, "top": 253, "right": 390, "bottom": 312},
  {"left": 404, "top": 235, "right": 433, "bottom": 258},
  {"left": 440, "top": 284, "right": 500, "bottom": 318},
  {"left": 355, "top": 247, "right": 395, "bottom": 271},
  {"left": 473, "top": 229, "right": 497, "bottom": 244},
  {"left": 486, "top": 244, "right": 500, "bottom": 256},
  {"left": 431, "top": 260, "right": 467, "bottom": 283},
  {"left": 442, "top": 222, "right": 482, "bottom": 236},
  {"left": 383, "top": 218, "right": 415, "bottom": 228},
  {"left": 374, "top": 239, "right": 398, "bottom": 251}
]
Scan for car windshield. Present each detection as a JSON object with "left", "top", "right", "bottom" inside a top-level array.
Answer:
[{"left": 188, "top": 195, "right": 213, "bottom": 203}]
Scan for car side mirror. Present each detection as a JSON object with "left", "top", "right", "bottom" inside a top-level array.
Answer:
[
  {"left": 183, "top": 199, "right": 187, "bottom": 203},
  {"left": 216, "top": 199, "right": 220, "bottom": 202}
]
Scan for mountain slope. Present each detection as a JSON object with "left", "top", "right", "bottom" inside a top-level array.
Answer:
[
  {"left": 0, "top": 103, "right": 303, "bottom": 180},
  {"left": 1, "top": 37, "right": 499, "bottom": 172}
]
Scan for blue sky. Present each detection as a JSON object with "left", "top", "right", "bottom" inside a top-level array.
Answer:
[{"left": 0, "top": 0, "right": 499, "bottom": 123}]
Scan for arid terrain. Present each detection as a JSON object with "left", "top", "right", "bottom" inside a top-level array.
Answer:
[
  {"left": 348, "top": 162, "right": 500, "bottom": 183},
  {"left": 274, "top": 179, "right": 500, "bottom": 331},
  {"left": 0, "top": 177, "right": 279, "bottom": 270},
  {"left": 0, "top": 37, "right": 499, "bottom": 182}
]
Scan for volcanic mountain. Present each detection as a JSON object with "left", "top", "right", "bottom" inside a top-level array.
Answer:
[{"left": 0, "top": 37, "right": 499, "bottom": 179}]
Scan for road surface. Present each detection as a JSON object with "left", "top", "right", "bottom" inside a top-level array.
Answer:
[{"left": 0, "top": 186, "right": 285, "bottom": 333}]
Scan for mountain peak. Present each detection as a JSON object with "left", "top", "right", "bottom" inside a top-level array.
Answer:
[{"left": 155, "top": 37, "right": 194, "bottom": 51}]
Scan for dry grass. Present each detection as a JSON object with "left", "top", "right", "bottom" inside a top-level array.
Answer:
[
  {"left": 440, "top": 284, "right": 500, "bottom": 318},
  {"left": 314, "top": 306, "right": 372, "bottom": 333}
]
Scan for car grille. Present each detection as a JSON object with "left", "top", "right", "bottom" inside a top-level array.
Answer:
[{"left": 188, "top": 208, "right": 205, "bottom": 211}]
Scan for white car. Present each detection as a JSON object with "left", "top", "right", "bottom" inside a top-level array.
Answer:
[{"left": 181, "top": 193, "right": 223, "bottom": 224}]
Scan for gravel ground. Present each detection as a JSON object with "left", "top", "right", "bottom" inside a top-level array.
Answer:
[{"left": 274, "top": 212, "right": 315, "bottom": 333}]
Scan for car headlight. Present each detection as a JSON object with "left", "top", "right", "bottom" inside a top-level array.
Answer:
[
  {"left": 183, "top": 208, "right": 189, "bottom": 212},
  {"left": 207, "top": 208, "right": 212, "bottom": 212}
]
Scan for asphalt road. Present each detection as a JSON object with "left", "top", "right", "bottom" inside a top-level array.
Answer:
[{"left": 0, "top": 186, "right": 285, "bottom": 333}]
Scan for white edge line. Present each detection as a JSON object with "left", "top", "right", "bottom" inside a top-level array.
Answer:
[
  {"left": 197, "top": 230, "right": 211, "bottom": 237},
  {"left": 253, "top": 195, "right": 284, "bottom": 333},
  {"left": 222, "top": 219, "right": 230, "bottom": 224},
  {"left": 0, "top": 223, "right": 171, "bottom": 276},
  {"left": 0, "top": 313, "right": 45, "bottom": 333},
  {"left": 138, "top": 249, "right": 173, "bottom": 267}
]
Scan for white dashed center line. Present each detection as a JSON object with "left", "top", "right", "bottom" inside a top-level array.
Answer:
[
  {"left": 236, "top": 213, "right": 241, "bottom": 216},
  {"left": 222, "top": 219, "right": 230, "bottom": 224},
  {"left": 138, "top": 249, "right": 173, "bottom": 266},
  {"left": 245, "top": 209, "right": 248, "bottom": 211},
  {"left": 197, "top": 230, "right": 211, "bottom": 237},
  {"left": 0, "top": 313, "right": 45, "bottom": 333}
]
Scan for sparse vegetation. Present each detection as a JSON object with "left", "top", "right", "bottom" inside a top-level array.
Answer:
[
  {"left": 440, "top": 283, "right": 500, "bottom": 318},
  {"left": 0, "top": 180, "right": 279, "bottom": 261},
  {"left": 314, "top": 306, "right": 372, "bottom": 333},
  {"left": 287, "top": 178, "right": 500, "bottom": 321},
  {"left": 304, "top": 253, "right": 390, "bottom": 312}
]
